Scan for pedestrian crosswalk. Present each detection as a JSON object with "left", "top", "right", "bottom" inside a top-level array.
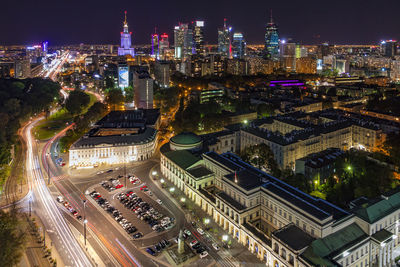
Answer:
[{"left": 51, "top": 174, "right": 68, "bottom": 181}]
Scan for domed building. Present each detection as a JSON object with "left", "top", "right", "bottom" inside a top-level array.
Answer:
[{"left": 169, "top": 132, "right": 203, "bottom": 151}]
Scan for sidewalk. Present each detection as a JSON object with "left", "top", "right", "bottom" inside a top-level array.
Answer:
[
  {"left": 150, "top": 165, "right": 264, "bottom": 266},
  {"left": 21, "top": 214, "right": 64, "bottom": 267}
]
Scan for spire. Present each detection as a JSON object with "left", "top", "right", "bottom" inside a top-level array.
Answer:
[
  {"left": 224, "top": 18, "right": 227, "bottom": 29},
  {"left": 270, "top": 9, "right": 273, "bottom": 24},
  {"left": 124, "top": 11, "right": 128, "bottom": 26}
]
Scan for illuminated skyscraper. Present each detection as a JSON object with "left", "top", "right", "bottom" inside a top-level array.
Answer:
[
  {"left": 118, "top": 11, "right": 135, "bottom": 57},
  {"left": 218, "top": 19, "right": 232, "bottom": 58},
  {"left": 264, "top": 10, "right": 280, "bottom": 60},
  {"left": 151, "top": 29, "right": 159, "bottom": 58},
  {"left": 174, "top": 23, "right": 193, "bottom": 60},
  {"left": 381, "top": 40, "right": 398, "bottom": 57},
  {"left": 194, "top": 21, "right": 205, "bottom": 57},
  {"left": 159, "top": 33, "right": 169, "bottom": 59},
  {"left": 232, "top": 32, "right": 246, "bottom": 59}
]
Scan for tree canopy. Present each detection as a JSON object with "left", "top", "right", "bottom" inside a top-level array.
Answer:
[
  {"left": 0, "top": 206, "right": 26, "bottom": 266},
  {"left": 241, "top": 143, "right": 280, "bottom": 177},
  {"left": 65, "top": 90, "right": 91, "bottom": 115}
]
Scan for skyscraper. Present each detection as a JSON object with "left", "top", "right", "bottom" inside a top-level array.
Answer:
[
  {"left": 194, "top": 21, "right": 205, "bottom": 57},
  {"left": 118, "top": 11, "right": 135, "bottom": 57},
  {"left": 151, "top": 29, "right": 159, "bottom": 59},
  {"left": 134, "top": 70, "right": 154, "bottom": 109},
  {"left": 232, "top": 32, "right": 246, "bottom": 59},
  {"left": 264, "top": 10, "right": 280, "bottom": 60},
  {"left": 280, "top": 40, "right": 297, "bottom": 72},
  {"left": 159, "top": 33, "right": 169, "bottom": 60},
  {"left": 381, "top": 40, "right": 398, "bottom": 57},
  {"left": 174, "top": 23, "right": 193, "bottom": 60},
  {"left": 218, "top": 19, "right": 232, "bottom": 58}
]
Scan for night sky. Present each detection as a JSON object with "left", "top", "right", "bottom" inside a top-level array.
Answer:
[{"left": 2, "top": 0, "right": 399, "bottom": 46}]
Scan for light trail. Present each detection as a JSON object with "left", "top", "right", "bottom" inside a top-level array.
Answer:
[{"left": 25, "top": 118, "right": 92, "bottom": 267}]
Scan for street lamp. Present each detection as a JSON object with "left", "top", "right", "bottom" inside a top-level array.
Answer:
[
  {"left": 152, "top": 171, "right": 157, "bottom": 176},
  {"left": 160, "top": 179, "right": 165, "bottom": 184},
  {"left": 180, "top": 197, "right": 186, "bottom": 203},
  {"left": 222, "top": 235, "right": 229, "bottom": 242},
  {"left": 169, "top": 187, "right": 175, "bottom": 193}
]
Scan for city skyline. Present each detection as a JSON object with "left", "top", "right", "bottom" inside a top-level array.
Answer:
[{"left": 1, "top": 0, "right": 400, "bottom": 46}]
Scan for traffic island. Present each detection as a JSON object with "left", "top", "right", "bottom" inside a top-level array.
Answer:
[{"left": 165, "top": 243, "right": 196, "bottom": 266}]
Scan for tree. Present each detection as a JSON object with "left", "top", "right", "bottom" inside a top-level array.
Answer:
[
  {"left": 256, "top": 103, "right": 275, "bottom": 118},
  {"left": 241, "top": 143, "right": 280, "bottom": 177},
  {"left": 65, "top": 90, "right": 90, "bottom": 115},
  {"left": 0, "top": 206, "right": 26, "bottom": 266},
  {"left": 106, "top": 88, "right": 124, "bottom": 110}
]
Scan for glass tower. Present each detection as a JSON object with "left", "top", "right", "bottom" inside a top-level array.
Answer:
[
  {"left": 218, "top": 18, "right": 232, "bottom": 58},
  {"left": 264, "top": 10, "right": 280, "bottom": 60}
]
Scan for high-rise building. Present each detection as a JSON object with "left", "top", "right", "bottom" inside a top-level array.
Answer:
[
  {"left": 154, "top": 61, "right": 170, "bottom": 88},
  {"left": 118, "top": 11, "right": 135, "bottom": 57},
  {"left": 232, "top": 32, "right": 246, "bottom": 59},
  {"left": 381, "top": 40, "right": 398, "bottom": 57},
  {"left": 194, "top": 21, "right": 205, "bottom": 57},
  {"left": 218, "top": 19, "right": 232, "bottom": 58},
  {"left": 174, "top": 23, "right": 193, "bottom": 60},
  {"left": 14, "top": 59, "right": 31, "bottom": 78},
  {"left": 151, "top": 30, "right": 159, "bottom": 59},
  {"left": 264, "top": 11, "right": 280, "bottom": 60},
  {"left": 159, "top": 33, "right": 169, "bottom": 59},
  {"left": 134, "top": 70, "right": 154, "bottom": 109},
  {"left": 280, "top": 40, "right": 297, "bottom": 72}
]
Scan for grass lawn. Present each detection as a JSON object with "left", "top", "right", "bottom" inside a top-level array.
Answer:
[{"left": 34, "top": 92, "right": 97, "bottom": 140}]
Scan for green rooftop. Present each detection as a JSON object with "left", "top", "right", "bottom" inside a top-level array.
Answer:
[
  {"left": 164, "top": 150, "right": 201, "bottom": 170},
  {"left": 353, "top": 191, "right": 400, "bottom": 223},
  {"left": 170, "top": 132, "right": 202, "bottom": 145},
  {"left": 301, "top": 223, "right": 368, "bottom": 266}
]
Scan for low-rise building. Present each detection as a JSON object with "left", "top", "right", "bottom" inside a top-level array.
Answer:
[{"left": 69, "top": 109, "right": 159, "bottom": 168}]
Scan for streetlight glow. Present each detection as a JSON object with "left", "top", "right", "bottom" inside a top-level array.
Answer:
[
  {"left": 152, "top": 171, "right": 157, "bottom": 176},
  {"left": 222, "top": 235, "right": 229, "bottom": 241},
  {"left": 160, "top": 179, "right": 165, "bottom": 184},
  {"left": 169, "top": 187, "right": 175, "bottom": 193},
  {"left": 180, "top": 197, "right": 186, "bottom": 202},
  {"left": 204, "top": 218, "right": 210, "bottom": 224}
]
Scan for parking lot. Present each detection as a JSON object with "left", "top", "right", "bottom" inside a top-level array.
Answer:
[{"left": 92, "top": 175, "right": 175, "bottom": 240}]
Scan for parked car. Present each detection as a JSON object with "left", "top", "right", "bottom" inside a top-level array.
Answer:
[{"left": 199, "top": 251, "right": 208, "bottom": 258}]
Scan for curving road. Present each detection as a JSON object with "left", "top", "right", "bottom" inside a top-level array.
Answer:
[{"left": 25, "top": 117, "right": 92, "bottom": 267}]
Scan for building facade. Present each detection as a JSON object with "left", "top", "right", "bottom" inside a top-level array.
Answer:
[
  {"left": 160, "top": 139, "right": 400, "bottom": 267},
  {"left": 118, "top": 11, "right": 135, "bottom": 57}
]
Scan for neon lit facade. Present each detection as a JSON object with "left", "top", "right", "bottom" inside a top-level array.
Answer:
[{"left": 264, "top": 11, "right": 280, "bottom": 60}]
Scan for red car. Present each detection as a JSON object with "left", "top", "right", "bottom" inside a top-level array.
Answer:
[
  {"left": 126, "top": 191, "right": 133, "bottom": 196},
  {"left": 116, "top": 184, "right": 123, "bottom": 189},
  {"left": 95, "top": 195, "right": 101, "bottom": 199},
  {"left": 140, "top": 185, "right": 147, "bottom": 191}
]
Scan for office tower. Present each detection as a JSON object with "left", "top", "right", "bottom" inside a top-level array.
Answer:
[
  {"left": 264, "top": 10, "right": 280, "bottom": 60},
  {"left": 151, "top": 30, "right": 159, "bottom": 59},
  {"left": 218, "top": 18, "right": 232, "bottom": 58},
  {"left": 194, "top": 21, "right": 205, "bottom": 57},
  {"left": 118, "top": 11, "right": 135, "bottom": 57},
  {"left": 381, "top": 40, "right": 398, "bottom": 57},
  {"left": 232, "top": 33, "right": 246, "bottom": 59},
  {"left": 154, "top": 61, "right": 170, "bottom": 88},
  {"left": 280, "top": 40, "right": 297, "bottom": 72},
  {"left": 134, "top": 70, "right": 154, "bottom": 109},
  {"left": 174, "top": 23, "right": 193, "bottom": 60},
  {"left": 14, "top": 59, "right": 31, "bottom": 78},
  {"left": 159, "top": 33, "right": 169, "bottom": 59}
]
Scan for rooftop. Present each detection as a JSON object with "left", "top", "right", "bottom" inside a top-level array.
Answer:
[
  {"left": 273, "top": 224, "right": 314, "bottom": 251},
  {"left": 187, "top": 165, "right": 213, "bottom": 179},
  {"left": 170, "top": 132, "right": 202, "bottom": 145},
  {"left": 301, "top": 223, "right": 368, "bottom": 266},
  {"left": 163, "top": 150, "right": 201, "bottom": 170}
]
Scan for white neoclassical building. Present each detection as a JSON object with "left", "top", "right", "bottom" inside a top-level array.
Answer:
[
  {"left": 69, "top": 109, "right": 159, "bottom": 168},
  {"left": 160, "top": 133, "right": 400, "bottom": 267}
]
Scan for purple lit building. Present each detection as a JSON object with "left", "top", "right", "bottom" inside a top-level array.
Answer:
[{"left": 118, "top": 11, "right": 135, "bottom": 57}]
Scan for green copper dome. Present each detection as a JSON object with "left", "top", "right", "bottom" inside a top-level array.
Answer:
[{"left": 170, "top": 132, "right": 202, "bottom": 145}]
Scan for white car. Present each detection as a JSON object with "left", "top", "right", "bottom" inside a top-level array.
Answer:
[
  {"left": 199, "top": 251, "right": 209, "bottom": 259},
  {"left": 156, "top": 199, "right": 162, "bottom": 205},
  {"left": 197, "top": 228, "right": 204, "bottom": 235},
  {"left": 212, "top": 243, "right": 220, "bottom": 251}
]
